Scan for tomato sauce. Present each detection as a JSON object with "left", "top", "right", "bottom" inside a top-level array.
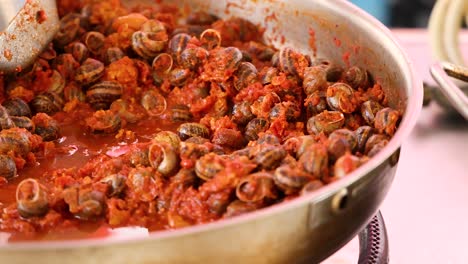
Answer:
[{"left": 0, "top": 0, "right": 400, "bottom": 242}]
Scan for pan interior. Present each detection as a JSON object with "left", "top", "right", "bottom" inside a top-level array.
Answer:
[{"left": 125, "top": 0, "right": 409, "bottom": 111}]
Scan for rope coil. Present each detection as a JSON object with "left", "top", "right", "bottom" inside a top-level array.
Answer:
[{"left": 429, "top": 0, "right": 468, "bottom": 65}]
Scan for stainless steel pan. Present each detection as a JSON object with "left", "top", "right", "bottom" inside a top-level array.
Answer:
[{"left": 0, "top": 0, "right": 423, "bottom": 263}]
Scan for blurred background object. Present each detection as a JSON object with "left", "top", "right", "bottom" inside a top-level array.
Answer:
[
  {"left": 390, "top": 0, "right": 437, "bottom": 27},
  {"left": 428, "top": 0, "right": 468, "bottom": 119},
  {"left": 350, "top": 0, "right": 390, "bottom": 25},
  {"left": 352, "top": 0, "right": 437, "bottom": 27}
]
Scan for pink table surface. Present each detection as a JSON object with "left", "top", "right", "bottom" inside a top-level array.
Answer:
[{"left": 324, "top": 29, "right": 468, "bottom": 264}]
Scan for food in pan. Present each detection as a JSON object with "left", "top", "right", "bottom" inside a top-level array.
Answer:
[{"left": 0, "top": 0, "right": 400, "bottom": 240}]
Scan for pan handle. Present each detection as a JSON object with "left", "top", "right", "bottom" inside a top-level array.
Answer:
[{"left": 430, "top": 62, "right": 468, "bottom": 120}]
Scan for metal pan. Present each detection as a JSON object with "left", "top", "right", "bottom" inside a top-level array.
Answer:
[{"left": 0, "top": 0, "right": 423, "bottom": 263}]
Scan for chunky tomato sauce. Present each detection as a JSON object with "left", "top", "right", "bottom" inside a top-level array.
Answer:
[{"left": 0, "top": 0, "right": 400, "bottom": 242}]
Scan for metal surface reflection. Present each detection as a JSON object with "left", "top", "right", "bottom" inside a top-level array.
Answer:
[{"left": 0, "top": 0, "right": 26, "bottom": 31}]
